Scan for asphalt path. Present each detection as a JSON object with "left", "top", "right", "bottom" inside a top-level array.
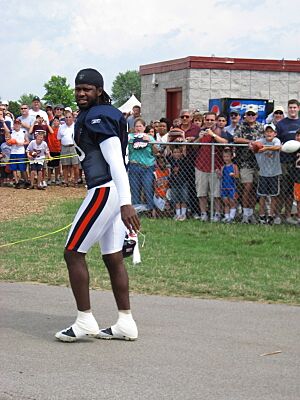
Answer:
[{"left": 1, "top": 282, "right": 299, "bottom": 400}]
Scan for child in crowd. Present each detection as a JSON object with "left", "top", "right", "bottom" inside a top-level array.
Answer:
[
  {"left": 26, "top": 131, "right": 50, "bottom": 189},
  {"left": 46, "top": 116, "right": 61, "bottom": 185},
  {"left": 192, "top": 112, "right": 203, "bottom": 128},
  {"left": 251, "top": 125, "right": 282, "bottom": 225},
  {"left": 220, "top": 148, "right": 239, "bottom": 223},
  {"left": 0, "top": 132, "right": 13, "bottom": 186},
  {"left": 168, "top": 146, "right": 189, "bottom": 221},
  {"left": 9, "top": 119, "right": 30, "bottom": 188},
  {"left": 29, "top": 115, "right": 53, "bottom": 140},
  {"left": 153, "top": 155, "right": 170, "bottom": 214}
]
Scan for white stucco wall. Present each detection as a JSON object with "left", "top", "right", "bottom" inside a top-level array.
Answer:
[{"left": 141, "top": 68, "right": 300, "bottom": 123}]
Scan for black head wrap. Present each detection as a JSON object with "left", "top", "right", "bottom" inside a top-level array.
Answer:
[{"left": 75, "top": 68, "right": 104, "bottom": 87}]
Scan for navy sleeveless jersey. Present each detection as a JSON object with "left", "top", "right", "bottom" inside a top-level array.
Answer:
[{"left": 74, "top": 104, "right": 128, "bottom": 189}]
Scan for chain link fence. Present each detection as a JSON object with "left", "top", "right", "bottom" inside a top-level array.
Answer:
[{"left": 128, "top": 142, "right": 299, "bottom": 225}]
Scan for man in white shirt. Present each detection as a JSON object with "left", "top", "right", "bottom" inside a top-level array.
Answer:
[
  {"left": 29, "top": 96, "right": 49, "bottom": 124},
  {"left": 57, "top": 111, "right": 79, "bottom": 186},
  {"left": 17, "top": 104, "right": 35, "bottom": 139},
  {"left": 225, "top": 110, "right": 241, "bottom": 136}
]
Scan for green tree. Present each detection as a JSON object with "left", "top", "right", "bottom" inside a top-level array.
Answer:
[
  {"left": 111, "top": 70, "right": 141, "bottom": 108},
  {"left": 18, "top": 93, "right": 36, "bottom": 107},
  {"left": 43, "top": 76, "right": 75, "bottom": 109},
  {"left": 8, "top": 101, "right": 21, "bottom": 118}
]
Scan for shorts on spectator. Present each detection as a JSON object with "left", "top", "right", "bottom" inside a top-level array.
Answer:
[
  {"left": 221, "top": 188, "right": 237, "bottom": 199},
  {"left": 30, "top": 163, "right": 43, "bottom": 172},
  {"left": 240, "top": 168, "right": 256, "bottom": 184},
  {"left": 257, "top": 175, "right": 280, "bottom": 197},
  {"left": 281, "top": 162, "right": 294, "bottom": 196},
  {"left": 171, "top": 183, "right": 188, "bottom": 204},
  {"left": 9, "top": 154, "right": 27, "bottom": 172},
  {"left": 294, "top": 183, "right": 300, "bottom": 202},
  {"left": 61, "top": 145, "right": 79, "bottom": 166},
  {"left": 195, "top": 169, "right": 220, "bottom": 197},
  {"left": 48, "top": 152, "right": 60, "bottom": 168}
]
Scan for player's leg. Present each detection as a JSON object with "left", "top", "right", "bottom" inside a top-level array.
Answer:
[
  {"left": 55, "top": 187, "right": 112, "bottom": 342},
  {"left": 55, "top": 248, "right": 100, "bottom": 342},
  {"left": 64, "top": 250, "right": 91, "bottom": 311},
  {"left": 102, "top": 251, "right": 130, "bottom": 310},
  {"left": 97, "top": 208, "right": 138, "bottom": 341},
  {"left": 99, "top": 252, "right": 138, "bottom": 341}
]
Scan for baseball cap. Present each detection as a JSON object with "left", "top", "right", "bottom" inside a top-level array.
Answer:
[
  {"left": 45, "top": 102, "right": 53, "bottom": 109},
  {"left": 14, "top": 119, "right": 21, "bottom": 124},
  {"left": 273, "top": 105, "right": 284, "bottom": 113},
  {"left": 32, "top": 96, "right": 40, "bottom": 102},
  {"left": 1, "top": 100, "right": 9, "bottom": 106},
  {"left": 54, "top": 104, "right": 65, "bottom": 109},
  {"left": 230, "top": 110, "right": 239, "bottom": 115},
  {"left": 245, "top": 104, "right": 258, "bottom": 114},
  {"left": 264, "top": 124, "right": 275, "bottom": 131},
  {"left": 65, "top": 106, "right": 72, "bottom": 112}
]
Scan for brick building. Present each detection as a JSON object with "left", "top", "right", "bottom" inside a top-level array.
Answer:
[{"left": 139, "top": 56, "right": 300, "bottom": 123}]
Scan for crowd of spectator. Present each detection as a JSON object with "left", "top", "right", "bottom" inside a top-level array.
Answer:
[
  {"left": 0, "top": 97, "right": 81, "bottom": 189},
  {"left": 124, "top": 101, "right": 300, "bottom": 226},
  {"left": 0, "top": 97, "right": 300, "bottom": 226}
]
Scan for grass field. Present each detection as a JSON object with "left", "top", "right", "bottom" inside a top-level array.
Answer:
[{"left": 0, "top": 198, "right": 299, "bottom": 304}]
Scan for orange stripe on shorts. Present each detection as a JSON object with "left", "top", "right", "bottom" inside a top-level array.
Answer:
[{"left": 67, "top": 187, "right": 107, "bottom": 251}]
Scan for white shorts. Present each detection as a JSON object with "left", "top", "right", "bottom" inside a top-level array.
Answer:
[{"left": 65, "top": 185, "right": 125, "bottom": 255}]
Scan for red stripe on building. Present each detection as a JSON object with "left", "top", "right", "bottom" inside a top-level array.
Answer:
[{"left": 140, "top": 56, "right": 300, "bottom": 75}]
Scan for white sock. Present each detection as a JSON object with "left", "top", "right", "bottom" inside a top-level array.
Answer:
[
  {"left": 229, "top": 208, "right": 236, "bottom": 219},
  {"left": 248, "top": 208, "right": 253, "bottom": 216},
  {"left": 243, "top": 208, "right": 249, "bottom": 217},
  {"left": 176, "top": 209, "right": 181, "bottom": 217},
  {"left": 112, "top": 311, "right": 138, "bottom": 338},
  {"left": 72, "top": 310, "right": 99, "bottom": 336},
  {"left": 225, "top": 213, "right": 230, "bottom": 219},
  {"left": 117, "top": 310, "right": 133, "bottom": 321},
  {"left": 181, "top": 207, "right": 187, "bottom": 216}
]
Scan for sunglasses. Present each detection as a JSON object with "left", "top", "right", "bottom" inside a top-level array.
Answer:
[
  {"left": 181, "top": 115, "right": 190, "bottom": 119},
  {"left": 21, "top": 107, "right": 28, "bottom": 110},
  {"left": 230, "top": 113, "right": 238, "bottom": 117},
  {"left": 246, "top": 113, "right": 256, "bottom": 116},
  {"left": 274, "top": 111, "right": 283, "bottom": 115}
]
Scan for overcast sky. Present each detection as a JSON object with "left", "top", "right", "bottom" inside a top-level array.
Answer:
[{"left": 1, "top": 0, "right": 300, "bottom": 103}]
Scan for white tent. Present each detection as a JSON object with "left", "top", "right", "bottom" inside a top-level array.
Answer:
[{"left": 118, "top": 94, "right": 141, "bottom": 113}]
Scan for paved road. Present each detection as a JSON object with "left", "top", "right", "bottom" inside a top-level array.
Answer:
[{"left": 1, "top": 282, "right": 299, "bottom": 400}]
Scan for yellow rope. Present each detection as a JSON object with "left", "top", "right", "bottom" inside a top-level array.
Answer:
[
  {"left": 0, "top": 223, "right": 72, "bottom": 249},
  {"left": 0, "top": 153, "right": 78, "bottom": 166}
]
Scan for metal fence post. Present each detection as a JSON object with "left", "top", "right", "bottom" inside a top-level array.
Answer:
[{"left": 210, "top": 143, "right": 215, "bottom": 221}]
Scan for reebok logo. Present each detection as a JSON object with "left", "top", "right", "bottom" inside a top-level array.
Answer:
[{"left": 91, "top": 118, "right": 101, "bottom": 124}]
